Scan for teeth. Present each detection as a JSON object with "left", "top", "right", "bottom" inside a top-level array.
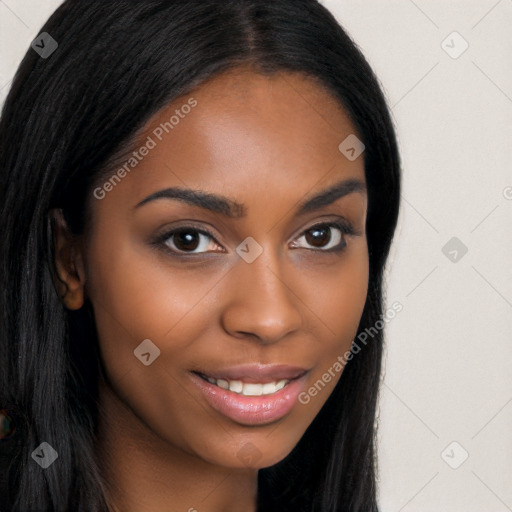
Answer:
[
  {"left": 203, "top": 375, "right": 290, "bottom": 396},
  {"left": 275, "top": 380, "right": 287, "bottom": 391},
  {"left": 216, "top": 378, "right": 229, "bottom": 389},
  {"left": 262, "top": 382, "right": 276, "bottom": 394},
  {"left": 229, "top": 380, "right": 243, "bottom": 393}
]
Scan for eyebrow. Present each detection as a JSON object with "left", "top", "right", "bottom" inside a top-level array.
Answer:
[{"left": 133, "top": 178, "right": 366, "bottom": 218}]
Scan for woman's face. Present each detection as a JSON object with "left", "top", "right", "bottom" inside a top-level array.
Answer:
[{"left": 76, "top": 68, "right": 368, "bottom": 469}]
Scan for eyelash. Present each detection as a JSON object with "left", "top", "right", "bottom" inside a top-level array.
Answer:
[{"left": 154, "top": 220, "right": 359, "bottom": 257}]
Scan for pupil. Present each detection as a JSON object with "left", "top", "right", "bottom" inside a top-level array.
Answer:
[
  {"left": 175, "top": 230, "right": 199, "bottom": 251},
  {"left": 306, "top": 226, "right": 330, "bottom": 247}
]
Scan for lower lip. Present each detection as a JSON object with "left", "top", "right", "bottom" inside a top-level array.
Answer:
[{"left": 189, "top": 372, "right": 308, "bottom": 426}]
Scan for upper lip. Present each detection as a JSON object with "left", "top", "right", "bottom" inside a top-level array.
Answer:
[{"left": 193, "top": 364, "right": 308, "bottom": 382}]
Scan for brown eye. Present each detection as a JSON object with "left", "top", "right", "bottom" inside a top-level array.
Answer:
[
  {"left": 172, "top": 229, "right": 200, "bottom": 251},
  {"left": 293, "top": 222, "right": 352, "bottom": 252},
  {"left": 305, "top": 225, "right": 333, "bottom": 248},
  {"left": 163, "top": 228, "right": 219, "bottom": 254}
]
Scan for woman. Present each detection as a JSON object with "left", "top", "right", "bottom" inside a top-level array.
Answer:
[{"left": 0, "top": 1, "right": 401, "bottom": 510}]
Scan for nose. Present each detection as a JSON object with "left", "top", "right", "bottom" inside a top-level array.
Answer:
[{"left": 220, "top": 250, "right": 303, "bottom": 345}]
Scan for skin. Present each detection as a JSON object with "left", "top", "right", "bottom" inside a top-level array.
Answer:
[{"left": 53, "top": 67, "right": 369, "bottom": 512}]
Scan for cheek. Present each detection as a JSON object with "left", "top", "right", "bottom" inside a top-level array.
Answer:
[
  {"left": 292, "top": 244, "right": 369, "bottom": 406},
  {"left": 84, "top": 235, "right": 226, "bottom": 377},
  {"left": 298, "top": 244, "right": 369, "bottom": 348},
  {"left": 83, "top": 235, "right": 229, "bottom": 452}
]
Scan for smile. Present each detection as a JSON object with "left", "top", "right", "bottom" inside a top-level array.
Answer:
[
  {"left": 198, "top": 374, "right": 290, "bottom": 396},
  {"left": 189, "top": 365, "right": 310, "bottom": 426}
]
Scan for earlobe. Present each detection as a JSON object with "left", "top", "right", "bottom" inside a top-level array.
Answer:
[{"left": 50, "top": 208, "right": 86, "bottom": 310}]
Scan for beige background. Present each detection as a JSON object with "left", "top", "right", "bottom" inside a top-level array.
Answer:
[{"left": 1, "top": 1, "right": 511, "bottom": 510}]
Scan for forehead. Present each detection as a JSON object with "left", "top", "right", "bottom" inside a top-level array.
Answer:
[
  {"left": 193, "top": 66, "right": 343, "bottom": 114},
  {"left": 93, "top": 67, "right": 365, "bottom": 218}
]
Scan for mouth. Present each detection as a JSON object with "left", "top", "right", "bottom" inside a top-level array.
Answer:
[
  {"left": 189, "top": 364, "right": 310, "bottom": 426},
  {"left": 192, "top": 363, "right": 307, "bottom": 396},
  {"left": 194, "top": 373, "right": 298, "bottom": 397}
]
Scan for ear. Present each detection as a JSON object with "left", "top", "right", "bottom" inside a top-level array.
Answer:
[{"left": 50, "top": 208, "right": 86, "bottom": 310}]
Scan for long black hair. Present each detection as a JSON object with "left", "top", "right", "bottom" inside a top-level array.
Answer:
[{"left": 0, "top": 1, "right": 401, "bottom": 510}]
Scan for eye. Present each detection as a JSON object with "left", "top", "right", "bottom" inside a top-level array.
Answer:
[
  {"left": 156, "top": 220, "right": 357, "bottom": 257},
  {"left": 160, "top": 226, "right": 221, "bottom": 254},
  {"left": 291, "top": 221, "right": 354, "bottom": 252}
]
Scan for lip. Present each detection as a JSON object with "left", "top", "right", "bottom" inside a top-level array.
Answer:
[
  {"left": 193, "top": 363, "right": 308, "bottom": 383},
  {"left": 189, "top": 367, "right": 309, "bottom": 426}
]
